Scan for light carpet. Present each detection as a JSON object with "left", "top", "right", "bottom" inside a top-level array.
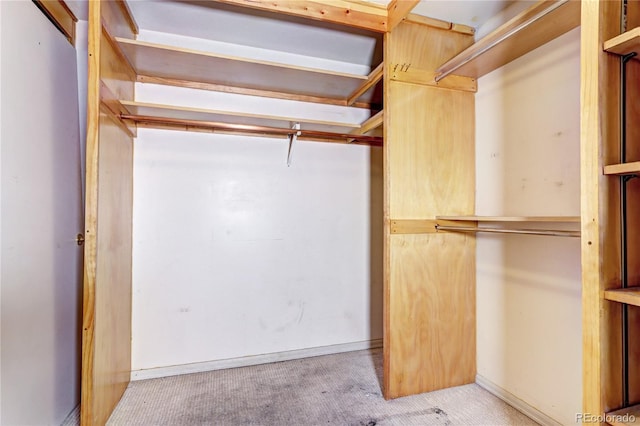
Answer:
[{"left": 104, "top": 349, "right": 538, "bottom": 425}]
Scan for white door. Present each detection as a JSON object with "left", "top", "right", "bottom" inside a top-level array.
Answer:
[{"left": 0, "top": 1, "right": 83, "bottom": 424}]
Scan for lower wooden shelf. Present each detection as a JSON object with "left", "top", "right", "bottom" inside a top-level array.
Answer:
[
  {"left": 604, "top": 288, "right": 640, "bottom": 307},
  {"left": 604, "top": 161, "right": 640, "bottom": 176},
  {"left": 606, "top": 403, "right": 640, "bottom": 425}
]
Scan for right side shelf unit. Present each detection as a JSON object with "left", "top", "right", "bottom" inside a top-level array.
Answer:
[{"left": 598, "top": 16, "right": 640, "bottom": 425}]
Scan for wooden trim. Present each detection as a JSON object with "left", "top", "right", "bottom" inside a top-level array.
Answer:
[
  {"left": 387, "top": 0, "right": 420, "bottom": 32},
  {"left": 119, "top": 100, "right": 362, "bottom": 133},
  {"left": 389, "top": 219, "right": 477, "bottom": 234},
  {"left": 436, "top": 215, "right": 581, "bottom": 222},
  {"left": 581, "top": 0, "right": 624, "bottom": 418},
  {"left": 123, "top": 113, "right": 383, "bottom": 145},
  {"left": 435, "top": 0, "right": 581, "bottom": 80},
  {"left": 99, "top": 82, "right": 136, "bottom": 137},
  {"left": 81, "top": 1, "right": 101, "bottom": 422},
  {"left": 390, "top": 219, "right": 437, "bottom": 234},
  {"left": 604, "top": 288, "right": 640, "bottom": 308},
  {"left": 137, "top": 75, "right": 374, "bottom": 109},
  {"left": 604, "top": 161, "right": 640, "bottom": 175},
  {"left": 390, "top": 65, "right": 477, "bottom": 92},
  {"left": 33, "top": 0, "right": 77, "bottom": 45},
  {"left": 404, "top": 13, "right": 475, "bottom": 36},
  {"left": 603, "top": 27, "right": 640, "bottom": 56},
  {"left": 211, "top": 0, "right": 388, "bottom": 33},
  {"left": 347, "top": 63, "right": 383, "bottom": 106},
  {"left": 117, "top": 38, "right": 377, "bottom": 103},
  {"left": 353, "top": 110, "right": 383, "bottom": 135},
  {"left": 116, "top": 0, "right": 139, "bottom": 36}
]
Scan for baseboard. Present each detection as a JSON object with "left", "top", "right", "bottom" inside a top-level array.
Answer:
[
  {"left": 131, "top": 339, "right": 383, "bottom": 381},
  {"left": 475, "top": 375, "right": 562, "bottom": 426}
]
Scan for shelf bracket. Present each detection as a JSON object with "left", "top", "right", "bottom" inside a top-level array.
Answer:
[{"left": 287, "top": 122, "right": 301, "bottom": 167}]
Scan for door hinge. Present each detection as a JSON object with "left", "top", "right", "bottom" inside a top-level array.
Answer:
[{"left": 76, "top": 233, "right": 85, "bottom": 246}]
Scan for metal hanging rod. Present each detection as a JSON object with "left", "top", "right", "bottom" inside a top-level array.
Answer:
[
  {"left": 434, "top": 0, "right": 570, "bottom": 82},
  {"left": 120, "top": 114, "right": 384, "bottom": 145},
  {"left": 436, "top": 224, "right": 580, "bottom": 238}
]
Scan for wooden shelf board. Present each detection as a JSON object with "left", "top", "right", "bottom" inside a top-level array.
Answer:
[
  {"left": 607, "top": 403, "right": 640, "bottom": 425},
  {"left": 604, "top": 161, "right": 640, "bottom": 175},
  {"left": 436, "top": 215, "right": 580, "bottom": 223},
  {"left": 116, "top": 38, "right": 377, "bottom": 103},
  {"left": 604, "top": 27, "right": 640, "bottom": 56},
  {"left": 604, "top": 288, "right": 640, "bottom": 308},
  {"left": 435, "top": 0, "right": 580, "bottom": 80},
  {"left": 120, "top": 101, "right": 362, "bottom": 134}
]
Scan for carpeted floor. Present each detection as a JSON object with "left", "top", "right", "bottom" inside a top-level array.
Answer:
[{"left": 102, "top": 349, "right": 538, "bottom": 425}]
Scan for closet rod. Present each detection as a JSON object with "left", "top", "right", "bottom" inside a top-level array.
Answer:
[
  {"left": 436, "top": 225, "right": 580, "bottom": 238},
  {"left": 120, "top": 114, "right": 384, "bottom": 145},
  {"left": 434, "top": 0, "right": 569, "bottom": 82}
]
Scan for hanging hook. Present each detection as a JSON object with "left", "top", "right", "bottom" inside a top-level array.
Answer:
[{"left": 287, "top": 122, "right": 301, "bottom": 167}]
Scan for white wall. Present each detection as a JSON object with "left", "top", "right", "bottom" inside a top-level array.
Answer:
[
  {"left": 0, "top": 2, "right": 83, "bottom": 424},
  {"left": 131, "top": 103, "right": 383, "bottom": 372},
  {"left": 475, "top": 28, "right": 582, "bottom": 425}
]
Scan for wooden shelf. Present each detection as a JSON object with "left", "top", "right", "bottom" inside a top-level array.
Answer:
[
  {"left": 604, "top": 161, "right": 640, "bottom": 176},
  {"left": 604, "top": 288, "right": 640, "bottom": 307},
  {"left": 604, "top": 27, "right": 640, "bottom": 57},
  {"left": 120, "top": 101, "right": 362, "bottom": 134},
  {"left": 434, "top": 0, "right": 580, "bottom": 80},
  {"left": 607, "top": 404, "right": 640, "bottom": 425},
  {"left": 116, "top": 38, "right": 381, "bottom": 105},
  {"left": 436, "top": 215, "right": 580, "bottom": 223}
]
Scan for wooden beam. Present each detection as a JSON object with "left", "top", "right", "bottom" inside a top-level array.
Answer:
[
  {"left": 211, "top": 0, "right": 388, "bottom": 32},
  {"left": 33, "top": 0, "right": 77, "bottom": 45},
  {"left": 387, "top": 0, "right": 420, "bottom": 32},
  {"left": 138, "top": 75, "right": 373, "bottom": 109},
  {"left": 355, "top": 110, "right": 383, "bottom": 136},
  {"left": 347, "top": 63, "right": 383, "bottom": 106},
  {"left": 404, "top": 13, "right": 475, "bottom": 35}
]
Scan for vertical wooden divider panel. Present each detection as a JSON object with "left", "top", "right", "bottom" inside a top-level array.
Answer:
[
  {"left": 383, "top": 22, "right": 476, "bottom": 399},
  {"left": 82, "top": 1, "right": 136, "bottom": 425},
  {"left": 623, "top": 1, "right": 640, "bottom": 407},
  {"left": 581, "top": 0, "right": 624, "bottom": 418}
]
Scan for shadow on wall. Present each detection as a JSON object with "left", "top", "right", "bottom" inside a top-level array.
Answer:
[{"left": 369, "top": 146, "right": 384, "bottom": 388}]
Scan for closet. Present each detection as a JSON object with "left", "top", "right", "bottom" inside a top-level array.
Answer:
[
  {"left": 82, "top": 1, "right": 480, "bottom": 424},
  {"left": 81, "top": 1, "right": 636, "bottom": 425}
]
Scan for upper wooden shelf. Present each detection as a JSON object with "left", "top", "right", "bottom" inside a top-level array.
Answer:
[
  {"left": 604, "top": 27, "right": 640, "bottom": 56},
  {"left": 436, "top": 216, "right": 580, "bottom": 223},
  {"left": 120, "top": 101, "right": 362, "bottom": 134},
  {"left": 604, "top": 161, "right": 640, "bottom": 176},
  {"left": 604, "top": 288, "right": 640, "bottom": 307},
  {"left": 116, "top": 38, "right": 381, "bottom": 105},
  {"left": 434, "top": 0, "right": 580, "bottom": 81},
  {"left": 119, "top": 101, "right": 384, "bottom": 144},
  {"left": 607, "top": 403, "right": 640, "bottom": 425}
]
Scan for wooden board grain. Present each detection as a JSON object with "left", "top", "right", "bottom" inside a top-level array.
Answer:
[
  {"left": 387, "top": 83, "right": 474, "bottom": 218},
  {"left": 82, "top": 1, "right": 135, "bottom": 425},
  {"left": 383, "top": 21, "right": 475, "bottom": 399},
  {"left": 33, "top": 0, "right": 77, "bottom": 44},
  {"left": 119, "top": 101, "right": 360, "bottom": 134},
  {"left": 607, "top": 404, "right": 640, "bottom": 425},
  {"left": 604, "top": 27, "right": 640, "bottom": 57},
  {"left": 580, "top": 0, "right": 624, "bottom": 418},
  {"left": 437, "top": 215, "right": 580, "bottom": 222},
  {"left": 212, "top": 0, "right": 388, "bottom": 32},
  {"left": 436, "top": 0, "right": 580, "bottom": 80},
  {"left": 116, "top": 38, "right": 374, "bottom": 102},
  {"left": 387, "top": 233, "right": 476, "bottom": 396}
]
